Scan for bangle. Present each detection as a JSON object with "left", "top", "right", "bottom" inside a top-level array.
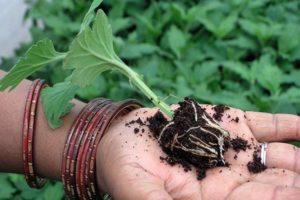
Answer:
[
  {"left": 62, "top": 99, "right": 109, "bottom": 198},
  {"left": 23, "top": 79, "right": 47, "bottom": 188},
  {"left": 83, "top": 99, "right": 142, "bottom": 199},
  {"left": 77, "top": 101, "right": 112, "bottom": 199},
  {"left": 72, "top": 99, "right": 111, "bottom": 199},
  {"left": 62, "top": 98, "right": 142, "bottom": 199},
  {"left": 79, "top": 101, "right": 113, "bottom": 199}
]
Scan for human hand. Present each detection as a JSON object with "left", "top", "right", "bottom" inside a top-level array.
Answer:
[{"left": 96, "top": 105, "right": 300, "bottom": 200}]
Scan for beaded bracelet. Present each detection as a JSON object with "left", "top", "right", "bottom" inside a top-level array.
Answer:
[{"left": 23, "top": 79, "right": 47, "bottom": 188}]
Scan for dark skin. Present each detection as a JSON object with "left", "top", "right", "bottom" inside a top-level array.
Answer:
[{"left": 0, "top": 70, "right": 299, "bottom": 199}]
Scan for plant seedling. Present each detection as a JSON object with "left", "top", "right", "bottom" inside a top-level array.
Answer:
[{"left": 0, "top": 1, "right": 230, "bottom": 177}]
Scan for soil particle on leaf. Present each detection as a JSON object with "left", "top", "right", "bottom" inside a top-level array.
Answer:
[
  {"left": 212, "top": 105, "right": 230, "bottom": 122},
  {"left": 230, "top": 137, "right": 250, "bottom": 152},
  {"left": 148, "top": 98, "right": 230, "bottom": 180},
  {"left": 247, "top": 152, "right": 267, "bottom": 173}
]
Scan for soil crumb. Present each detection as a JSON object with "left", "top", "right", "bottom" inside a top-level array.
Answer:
[
  {"left": 126, "top": 117, "right": 146, "bottom": 127},
  {"left": 230, "top": 137, "right": 250, "bottom": 152},
  {"left": 148, "top": 98, "right": 230, "bottom": 180},
  {"left": 212, "top": 105, "right": 230, "bottom": 122},
  {"left": 231, "top": 117, "right": 239, "bottom": 123},
  {"left": 247, "top": 152, "right": 267, "bottom": 173},
  {"left": 134, "top": 128, "right": 139, "bottom": 134}
]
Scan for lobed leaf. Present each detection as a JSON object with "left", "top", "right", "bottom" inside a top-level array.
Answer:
[
  {"left": 0, "top": 39, "right": 65, "bottom": 91},
  {"left": 80, "top": 0, "right": 103, "bottom": 32},
  {"left": 64, "top": 10, "right": 120, "bottom": 87},
  {"left": 41, "top": 81, "right": 79, "bottom": 129}
]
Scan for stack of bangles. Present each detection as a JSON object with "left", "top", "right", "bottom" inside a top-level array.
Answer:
[{"left": 22, "top": 80, "right": 142, "bottom": 199}]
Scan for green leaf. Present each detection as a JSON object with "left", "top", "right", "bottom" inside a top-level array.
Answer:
[
  {"left": 222, "top": 61, "right": 251, "bottom": 82},
  {"left": 278, "top": 24, "right": 300, "bottom": 61},
  {"left": 215, "top": 11, "right": 238, "bottom": 38},
  {"left": 110, "top": 18, "right": 133, "bottom": 34},
  {"left": 120, "top": 43, "right": 158, "bottom": 59},
  {"left": 0, "top": 39, "right": 65, "bottom": 91},
  {"left": 76, "top": 76, "right": 106, "bottom": 100},
  {"left": 65, "top": 9, "right": 173, "bottom": 117},
  {"left": 196, "top": 89, "right": 257, "bottom": 111},
  {"left": 80, "top": 0, "right": 103, "bottom": 32},
  {"left": 41, "top": 81, "right": 79, "bottom": 129},
  {"left": 64, "top": 10, "right": 120, "bottom": 87},
  {"left": 166, "top": 25, "right": 187, "bottom": 58},
  {"left": 0, "top": 174, "right": 16, "bottom": 199},
  {"left": 43, "top": 183, "right": 64, "bottom": 200},
  {"left": 251, "top": 55, "right": 282, "bottom": 94},
  {"left": 283, "top": 70, "right": 300, "bottom": 86},
  {"left": 239, "top": 19, "right": 281, "bottom": 42}
]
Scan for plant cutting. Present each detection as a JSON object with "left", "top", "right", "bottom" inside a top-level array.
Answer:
[{"left": 0, "top": 0, "right": 234, "bottom": 178}]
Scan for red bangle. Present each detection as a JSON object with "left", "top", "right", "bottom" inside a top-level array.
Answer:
[
  {"left": 72, "top": 100, "right": 111, "bottom": 199},
  {"left": 62, "top": 98, "right": 142, "bottom": 199},
  {"left": 62, "top": 99, "right": 111, "bottom": 198},
  {"left": 76, "top": 101, "right": 112, "bottom": 199},
  {"left": 84, "top": 99, "right": 142, "bottom": 199},
  {"left": 62, "top": 99, "right": 102, "bottom": 198},
  {"left": 23, "top": 79, "right": 47, "bottom": 188},
  {"left": 79, "top": 102, "right": 113, "bottom": 199}
]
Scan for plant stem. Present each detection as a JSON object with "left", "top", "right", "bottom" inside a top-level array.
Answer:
[{"left": 118, "top": 62, "right": 174, "bottom": 118}]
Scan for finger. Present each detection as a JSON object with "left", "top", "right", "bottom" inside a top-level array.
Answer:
[
  {"left": 251, "top": 168, "right": 300, "bottom": 188},
  {"left": 228, "top": 182, "right": 300, "bottom": 200},
  {"left": 266, "top": 143, "right": 300, "bottom": 173},
  {"left": 245, "top": 111, "right": 300, "bottom": 142},
  {"left": 109, "top": 165, "right": 172, "bottom": 200}
]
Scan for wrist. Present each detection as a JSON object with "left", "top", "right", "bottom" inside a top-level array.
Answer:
[{"left": 34, "top": 99, "right": 86, "bottom": 180}]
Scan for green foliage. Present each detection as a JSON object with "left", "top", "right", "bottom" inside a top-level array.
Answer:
[
  {"left": 1, "top": 0, "right": 300, "bottom": 199},
  {"left": 0, "top": 39, "right": 65, "bottom": 91},
  {"left": 41, "top": 81, "right": 79, "bottom": 128},
  {"left": 64, "top": 10, "right": 120, "bottom": 87},
  {"left": 80, "top": 0, "right": 103, "bottom": 32},
  {"left": 0, "top": 173, "right": 64, "bottom": 200}
]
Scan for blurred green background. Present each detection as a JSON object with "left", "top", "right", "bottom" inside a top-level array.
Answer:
[{"left": 1, "top": 0, "right": 300, "bottom": 199}]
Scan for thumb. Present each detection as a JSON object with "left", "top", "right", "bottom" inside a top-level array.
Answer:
[{"left": 106, "top": 165, "right": 172, "bottom": 200}]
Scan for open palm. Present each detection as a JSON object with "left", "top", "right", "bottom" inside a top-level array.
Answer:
[{"left": 96, "top": 105, "right": 300, "bottom": 200}]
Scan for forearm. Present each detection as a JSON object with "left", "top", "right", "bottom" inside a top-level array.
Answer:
[{"left": 0, "top": 70, "right": 86, "bottom": 180}]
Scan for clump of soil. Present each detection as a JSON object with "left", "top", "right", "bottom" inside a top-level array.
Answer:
[
  {"left": 143, "top": 98, "right": 266, "bottom": 179},
  {"left": 230, "top": 136, "right": 250, "bottom": 152},
  {"left": 212, "top": 105, "right": 229, "bottom": 122},
  {"left": 231, "top": 117, "right": 239, "bottom": 123},
  {"left": 134, "top": 128, "right": 139, "bottom": 134},
  {"left": 148, "top": 98, "right": 231, "bottom": 179},
  {"left": 247, "top": 152, "right": 267, "bottom": 173},
  {"left": 126, "top": 117, "right": 145, "bottom": 127}
]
